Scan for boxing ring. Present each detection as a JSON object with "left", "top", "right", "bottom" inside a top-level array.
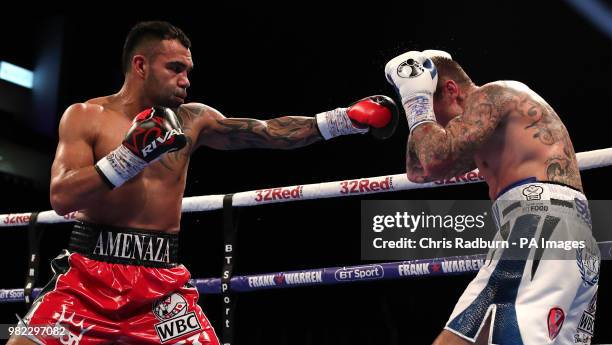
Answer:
[{"left": 1, "top": 147, "right": 612, "bottom": 344}]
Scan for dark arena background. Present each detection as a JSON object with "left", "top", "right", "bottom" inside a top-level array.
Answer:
[{"left": 1, "top": 3, "right": 611, "bottom": 344}]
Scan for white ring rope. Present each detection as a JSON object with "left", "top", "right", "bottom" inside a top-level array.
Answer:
[{"left": 1, "top": 147, "right": 611, "bottom": 227}]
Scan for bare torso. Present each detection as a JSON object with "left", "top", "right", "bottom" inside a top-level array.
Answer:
[
  {"left": 407, "top": 80, "right": 582, "bottom": 200},
  {"left": 51, "top": 94, "right": 320, "bottom": 234},
  {"left": 473, "top": 81, "right": 581, "bottom": 199},
  {"left": 77, "top": 96, "right": 200, "bottom": 232}
]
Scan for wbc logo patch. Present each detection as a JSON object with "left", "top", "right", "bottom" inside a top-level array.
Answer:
[
  {"left": 152, "top": 293, "right": 202, "bottom": 343},
  {"left": 547, "top": 307, "right": 565, "bottom": 340},
  {"left": 153, "top": 293, "right": 188, "bottom": 321}
]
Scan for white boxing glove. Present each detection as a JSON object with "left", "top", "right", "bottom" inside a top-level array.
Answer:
[
  {"left": 385, "top": 50, "right": 445, "bottom": 131},
  {"left": 422, "top": 49, "right": 452, "bottom": 60}
]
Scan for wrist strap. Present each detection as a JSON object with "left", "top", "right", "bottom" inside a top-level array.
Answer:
[
  {"left": 404, "top": 95, "right": 436, "bottom": 131},
  {"left": 315, "top": 108, "right": 368, "bottom": 140},
  {"left": 95, "top": 145, "right": 147, "bottom": 189}
]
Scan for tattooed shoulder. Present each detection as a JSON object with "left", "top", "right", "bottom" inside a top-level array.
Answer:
[
  {"left": 501, "top": 82, "right": 583, "bottom": 190},
  {"left": 156, "top": 104, "right": 207, "bottom": 171},
  {"left": 176, "top": 103, "right": 212, "bottom": 126}
]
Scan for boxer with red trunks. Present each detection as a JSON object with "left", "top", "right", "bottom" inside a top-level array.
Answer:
[{"left": 8, "top": 21, "right": 398, "bottom": 345}]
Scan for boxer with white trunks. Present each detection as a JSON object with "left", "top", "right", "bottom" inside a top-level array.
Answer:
[{"left": 385, "top": 50, "right": 600, "bottom": 344}]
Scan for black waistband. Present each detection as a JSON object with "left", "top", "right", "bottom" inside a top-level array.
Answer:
[{"left": 68, "top": 221, "right": 179, "bottom": 268}]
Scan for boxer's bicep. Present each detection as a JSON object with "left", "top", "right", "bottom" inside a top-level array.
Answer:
[{"left": 50, "top": 105, "right": 108, "bottom": 214}]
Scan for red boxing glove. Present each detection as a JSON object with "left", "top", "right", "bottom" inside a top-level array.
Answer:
[
  {"left": 315, "top": 95, "right": 398, "bottom": 140},
  {"left": 347, "top": 95, "right": 398, "bottom": 139}
]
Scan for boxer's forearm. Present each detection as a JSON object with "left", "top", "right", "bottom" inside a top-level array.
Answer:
[
  {"left": 409, "top": 122, "right": 476, "bottom": 179},
  {"left": 50, "top": 166, "right": 112, "bottom": 215},
  {"left": 406, "top": 134, "right": 438, "bottom": 183},
  {"left": 409, "top": 84, "right": 511, "bottom": 178},
  {"left": 212, "top": 116, "right": 323, "bottom": 150},
  {"left": 188, "top": 98, "right": 396, "bottom": 150}
]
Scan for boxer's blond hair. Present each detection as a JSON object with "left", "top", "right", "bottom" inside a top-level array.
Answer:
[{"left": 431, "top": 57, "right": 473, "bottom": 97}]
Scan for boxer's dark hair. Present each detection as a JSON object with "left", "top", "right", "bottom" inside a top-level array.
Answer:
[
  {"left": 122, "top": 21, "right": 191, "bottom": 75},
  {"left": 431, "top": 57, "right": 473, "bottom": 97}
]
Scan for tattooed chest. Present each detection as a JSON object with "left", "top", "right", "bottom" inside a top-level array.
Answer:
[
  {"left": 158, "top": 133, "right": 195, "bottom": 172},
  {"left": 157, "top": 109, "right": 199, "bottom": 172}
]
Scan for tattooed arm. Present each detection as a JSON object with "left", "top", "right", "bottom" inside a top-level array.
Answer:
[
  {"left": 406, "top": 133, "right": 446, "bottom": 183},
  {"left": 408, "top": 83, "right": 512, "bottom": 181},
  {"left": 180, "top": 103, "right": 322, "bottom": 150}
]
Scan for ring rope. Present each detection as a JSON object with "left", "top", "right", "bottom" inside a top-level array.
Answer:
[
  {"left": 1, "top": 240, "right": 610, "bottom": 303},
  {"left": 1, "top": 147, "right": 611, "bottom": 227}
]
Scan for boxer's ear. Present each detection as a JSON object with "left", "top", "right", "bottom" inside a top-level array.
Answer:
[
  {"left": 444, "top": 80, "right": 460, "bottom": 98},
  {"left": 133, "top": 55, "right": 146, "bottom": 79}
]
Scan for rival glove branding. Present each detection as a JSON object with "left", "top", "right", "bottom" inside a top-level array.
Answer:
[{"left": 141, "top": 128, "right": 184, "bottom": 158}]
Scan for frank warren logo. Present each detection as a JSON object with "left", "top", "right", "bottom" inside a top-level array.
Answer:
[
  {"left": 93, "top": 231, "right": 170, "bottom": 263},
  {"left": 153, "top": 293, "right": 202, "bottom": 343},
  {"left": 522, "top": 185, "right": 544, "bottom": 200}
]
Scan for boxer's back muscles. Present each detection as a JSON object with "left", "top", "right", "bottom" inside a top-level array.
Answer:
[
  {"left": 407, "top": 81, "right": 581, "bottom": 199},
  {"left": 51, "top": 99, "right": 321, "bottom": 232}
]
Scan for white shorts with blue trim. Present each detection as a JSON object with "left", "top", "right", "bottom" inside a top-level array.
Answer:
[{"left": 445, "top": 182, "right": 600, "bottom": 345}]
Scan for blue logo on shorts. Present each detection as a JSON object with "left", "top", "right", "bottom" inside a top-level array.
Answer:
[
  {"left": 576, "top": 247, "right": 600, "bottom": 286},
  {"left": 574, "top": 198, "right": 592, "bottom": 228}
]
